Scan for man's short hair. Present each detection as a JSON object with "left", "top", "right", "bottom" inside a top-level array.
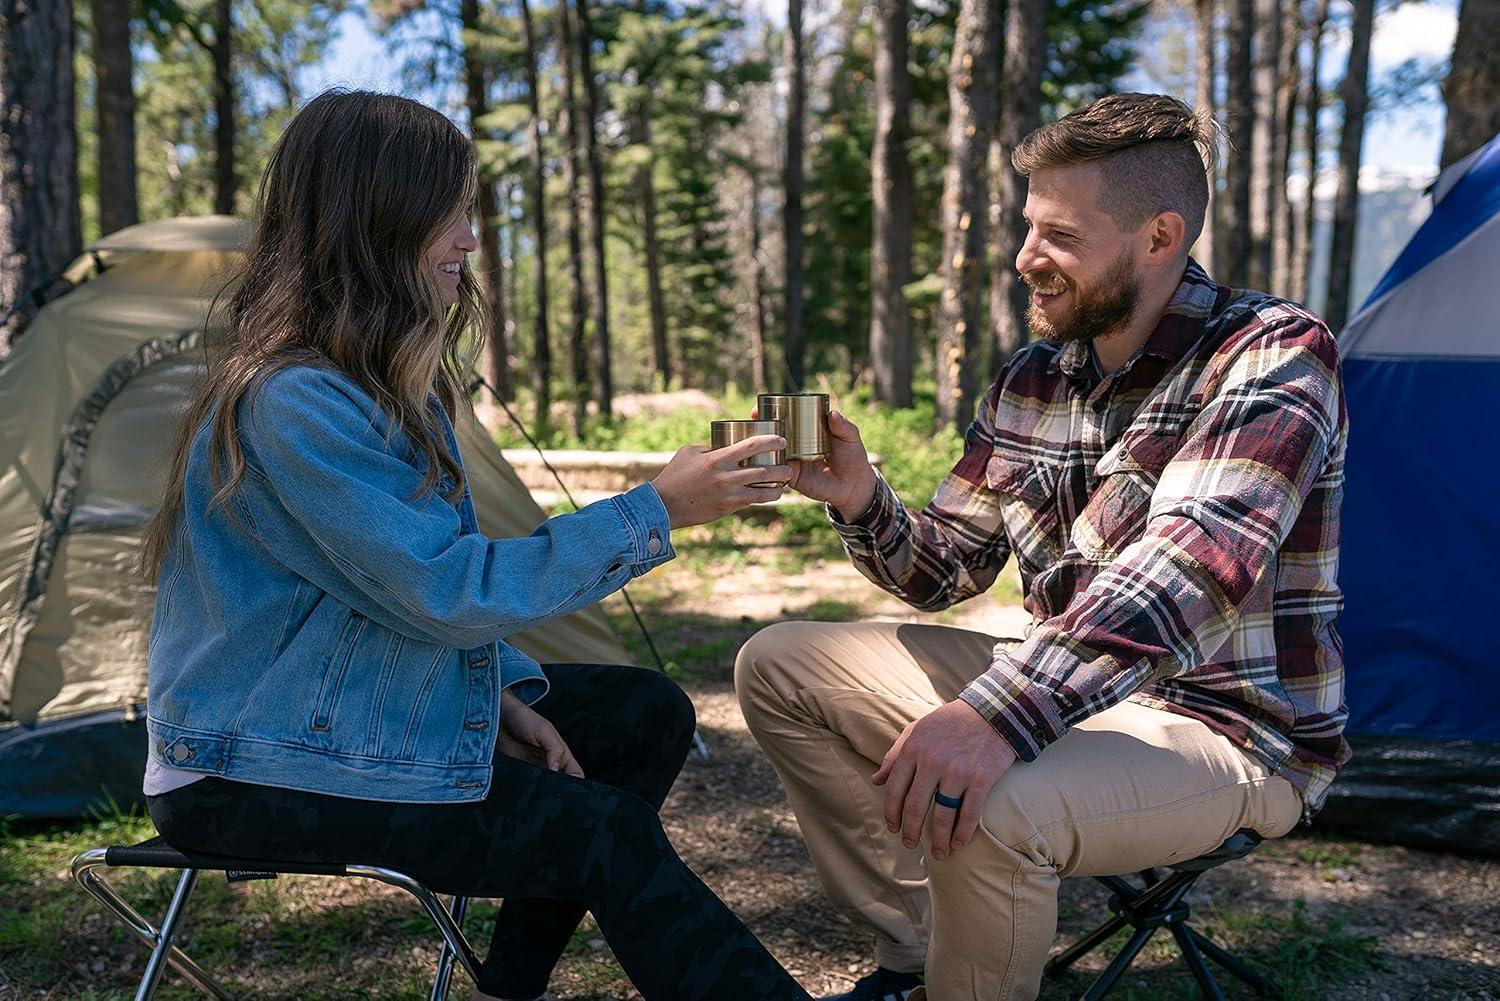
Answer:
[{"left": 1012, "top": 93, "right": 1223, "bottom": 247}]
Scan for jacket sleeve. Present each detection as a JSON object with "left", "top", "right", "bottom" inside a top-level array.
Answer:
[{"left": 235, "top": 365, "right": 674, "bottom": 651}]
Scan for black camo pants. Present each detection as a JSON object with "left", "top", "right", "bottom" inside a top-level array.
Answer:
[{"left": 147, "top": 663, "right": 809, "bottom": 1001}]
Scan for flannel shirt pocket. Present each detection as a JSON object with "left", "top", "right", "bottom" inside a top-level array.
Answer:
[
  {"left": 985, "top": 451, "right": 1062, "bottom": 571},
  {"left": 1072, "top": 425, "right": 1185, "bottom": 562}
]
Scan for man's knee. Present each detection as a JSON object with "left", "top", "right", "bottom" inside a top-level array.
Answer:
[{"left": 733, "top": 620, "right": 816, "bottom": 718}]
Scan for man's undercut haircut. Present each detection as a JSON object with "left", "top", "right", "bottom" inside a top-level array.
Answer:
[{"left": 1013, "top": 93, "right": 1222, "bottom": 247}]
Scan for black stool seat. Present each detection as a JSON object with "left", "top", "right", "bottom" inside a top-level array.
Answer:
[
  {"left": 1045, "top": 828, "right": 1274, "bottom": 1000},
  {"left": 72, "top": 835, "right": 482, "bottom": 1001}
]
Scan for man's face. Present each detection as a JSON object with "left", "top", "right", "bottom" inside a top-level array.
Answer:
[{"left": 1016, "top": 163, "right": 1145, "bottom": 346}]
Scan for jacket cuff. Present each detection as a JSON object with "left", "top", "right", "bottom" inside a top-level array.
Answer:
[
  {"left": 611, "top": 482, "right": 676, "bottom": 573},
  {"left": 957, "top": 655, "right": 1069, "bottom": 761},
  {"left": 499, "top": 649, "right": 549, "bottom": 706},
  {"left": 827, "top": 473, "right": 899, "bottom": 536}
]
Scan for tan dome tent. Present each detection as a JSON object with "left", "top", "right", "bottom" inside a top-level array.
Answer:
[{"left": 0, "top": 216, "right": 631, "bottom": 818}]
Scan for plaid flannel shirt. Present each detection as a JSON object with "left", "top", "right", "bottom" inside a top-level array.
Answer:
[{"left": 832, "top": 260, "right": 1349, "bottom": 816}]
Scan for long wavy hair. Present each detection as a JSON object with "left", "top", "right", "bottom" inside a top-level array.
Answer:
[{"left": 140, "top": 90, "right": 487, "bottom": 581}]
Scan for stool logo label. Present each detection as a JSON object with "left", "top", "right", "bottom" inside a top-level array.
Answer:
[{"left": 225, "top": 870, "right": 279, "bottom": 883}]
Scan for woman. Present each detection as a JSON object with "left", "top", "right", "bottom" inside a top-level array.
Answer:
[{"left": 139, "top": 90, "right": 808, "bottom": 1001}]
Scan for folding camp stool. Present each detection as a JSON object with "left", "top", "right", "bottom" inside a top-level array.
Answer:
[
  {"left": 1045, "top": 828, "right": 1275, "bottom": 1000},
  {"left": 71, "top": 835, "right": 480, "bottom": 1001}
]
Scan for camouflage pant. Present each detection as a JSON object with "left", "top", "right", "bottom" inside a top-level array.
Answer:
[{"left": 147, "top": 663, "right": 809, "bottom": 1001}]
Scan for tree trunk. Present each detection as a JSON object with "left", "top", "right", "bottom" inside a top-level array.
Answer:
[
  {"left": 1441, "top": 0, "right": 1500, "bottom": 170},
  {"left": 557, "top": 0, "right": 591, "bottom": 434},
  {"left": 1324, "top": 0, "right": 1373, "bottom": 332},
  {"left": 935, "top": 0, "right": 998, "bottom": 433},
  {"left": 92, "top": 0, "right": 138, "bottom": 236},
  {"left": 991, "top": 0, "right": 1044, "bottom": 365},
  {"left": 0, "top": 0, "right": 81, "bottom": 345},
  {"left": 1271, "top": 0, "right": 1299, "bottom": 298},
  {"left": 1193, "top": 0, "right": 1216, "bottom": 274},
  {"left": 749, "top": 163, "right": 769, "bottom": 392},
  {"left": 518, "top": 0, "right": 551, "bottom": 429},
  {"left": 870, "top": 0, "right": 912, "bottom": 408},
  {"left": 211, "top": 0, "right": 235, "bottom": 215},
  {"left": 1247, "top": 0, "right": 1276, "bottom": 290},
  {"left": 1222, "top": 0, "right": 1253, "bottom": 287},
  {"left": 633, "top": 110, "right": 669, "bottom": 388},
  {"left": 1296, "top": 0, "right": 1330, "bottom": 305},
  {"left": 573, "top": 0, "right": 612, "bottom": 418},
  {"left": 462, "top": 0, "right": 510, "bottom": 402},
  {"left": 782, "top": 0, "right": 806, "bottom": 391}
]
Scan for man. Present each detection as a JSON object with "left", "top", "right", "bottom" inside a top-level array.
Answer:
[{"left": 735, "top": 93, "right": 1348, "bottom": 1001}]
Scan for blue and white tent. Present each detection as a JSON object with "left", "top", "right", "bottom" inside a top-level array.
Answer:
[{"left": 1321, "top": 134, "right": 1500, "bottom": 856}]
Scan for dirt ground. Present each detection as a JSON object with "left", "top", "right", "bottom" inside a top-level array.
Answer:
[{"left": 4, "top": 524, "right": 1497, "bottom": 1000}]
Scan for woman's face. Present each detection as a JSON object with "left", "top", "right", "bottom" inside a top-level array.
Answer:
[{"left": 424, "top": 212, "right": 478, "bottom": 307}]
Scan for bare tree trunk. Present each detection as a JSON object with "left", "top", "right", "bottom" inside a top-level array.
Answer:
[
  {"left": 935, "top": 0, "right": 998, "bottom": 433},
  {"left": 783, "top": 0, "right": 806, "bottom": 391},
  {"left": 1441, "top": 0, "right": 1500, "bottom": 170},
  {"left": 1324, "top": 0, "right": 1373, "bottom": 331},
  {"left": 92, "top": 0, "right": 138, "bottom": 236},
  {"left": 1248, "top": 0, "right": 1277, "bottom": 290},
  {"left": 462, "top": 0, "right": 510, "bottom": 402},
  {"left": 0, "top": 0, "right": 81, "bottom": 345},
  {"left": 870, "top": 0, "right": 912, "bottom": 408},
  {"left": 211, "top": 0, "right": 235, "bottom": 215},
  {"left": 749, "top": 164, "right": 769, "bottom": 392},
  {"left": 574, "top": 0, "right": 611, "bottom": 418},
  {"left": 991, "top": 0, "right": 1044, "bottom": 364},
  {"left": 1271, "top": 0, "right": 1299, "bottom": 298},
  {"left": 1193, "top": 0, "right": 1216, "bottom": 273},
  {"left": 557, "top": 0, "right": 590, "bottom": 433},
  {"left": 519, "top": 0, "right": 552, "bottom": 429},
  {"left": 1222, "top": 0, "right": 1253, "bottom": 287},
  {"left": 1296, "top": 0, "right": 1330, "bottom": 304}
]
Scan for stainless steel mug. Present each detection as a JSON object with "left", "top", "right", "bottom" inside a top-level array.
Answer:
[
  {"left": 709, "top": 419, "right": 786, "bottom": 487},
  {"left": 756, "top": 393, "right": 830, "bottom": 461}
]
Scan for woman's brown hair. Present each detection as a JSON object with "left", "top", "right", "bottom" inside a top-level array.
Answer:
[{"left": 139, "top": 89, "right": 487, "bottom": 580}]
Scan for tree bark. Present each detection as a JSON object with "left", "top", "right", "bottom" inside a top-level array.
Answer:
[
  {"left": 92, "top": 0, "right": 138, "bottom": 236},
  {"left": 935, "top": 0, "right": 998, "bottom": 433},
  {"left": 1296, "top": 0, "right": 1330, "bottom": 305},
  {"left": 1324, "top": 0, "right": 1373, "bottom": 331},
  {"left": 1247, "top": 0, "right": 1276, "bottom": 290},
  {"left": 1193, "top": 0, "right": 1216, "bottom": 274},
  {"left": 0, "top": 0, "right": 81, "bottom": 345},
  {"left": 1270, "top": 0, "right": 1299, "bottom": 298},
  {"left": 870, "top": 0, "right": 912, "bottom": 408},
  {"left": 557, "top": 0, "right": 591, "bottom": 433},
  {"left": 518, "top": 0, "right": 551, "bottom": 428},
  {"left": 574, "top": 0, "right": 611, "bottom": 418},
  {"left": 749, "top": 163, "right": 769, "bottom": 392},
  {"left": 1222, "top": 0, "right": 1253, "bottom": 287},
  {"left": 1440, "top": 0, "right": 1500, "bottom": 170},
  {"left": 462, "top": 0, "right": 510, "bottom": 401},
  {"left": 991, "top": 0, "right": 1044, "bottom": 365},
  {"left": 211, "top": 0, "right": 235, "bottom": 215},
  {"left": 782, "top": 0, "right": 806, "bottom": 391}
]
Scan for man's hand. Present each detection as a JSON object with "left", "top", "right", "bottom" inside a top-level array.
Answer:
[
  {"left": 872, "top": 700, "right": 1018, "bottom": 860},
  {"left": 750, "top": 406, "right": 877, "bottom": 520},
  {"left": 499, "top": 691, "right": 585, "bottom": 778}
]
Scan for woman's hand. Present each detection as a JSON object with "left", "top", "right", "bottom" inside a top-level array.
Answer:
[
  {"left": 499, "top": 691, "right": 584, "bottom": 777},
  {"left": 651, "top": 435, "right": 791, "bottom": 529}
]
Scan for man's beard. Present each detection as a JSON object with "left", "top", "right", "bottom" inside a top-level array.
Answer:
[{"left": 1022, "top": 251, "right": 1142, "bottom": 346}]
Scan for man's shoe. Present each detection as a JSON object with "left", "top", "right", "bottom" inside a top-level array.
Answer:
[{"left": 821, "top": 967, "right": 923, "bottom": 1001}]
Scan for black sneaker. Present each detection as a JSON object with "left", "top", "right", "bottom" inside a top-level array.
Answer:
[{"left": 821, "top": 967, "right": 923, "bottom": 1001}]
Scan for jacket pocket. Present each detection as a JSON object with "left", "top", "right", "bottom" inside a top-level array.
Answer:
[{"left": 310, "top": 609, "right": 368, "bottom": 733}]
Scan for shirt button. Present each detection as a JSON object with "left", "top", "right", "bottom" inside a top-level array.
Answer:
[{"left": 646, "top": 530, "right": 663, "bottom": 557}]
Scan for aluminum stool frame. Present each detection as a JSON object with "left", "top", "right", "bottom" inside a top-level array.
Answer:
[{"left": 71, "top": 847, "right": 481, "bottom": 1001}]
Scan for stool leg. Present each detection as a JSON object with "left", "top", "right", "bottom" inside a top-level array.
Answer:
[
  {"left": 1083, "top": 925, "right": 1155, "bottom": 1001},
  {"left": 1172, "top": 925, "right": 1228, "bottom": 1001},
  {"left": 1046, "top": 911, "right": 1131, "bottom": 976},
  {"left": 429, "top": 896, "right": 470, "bottom": 1001},
  {"left": 136, "top": 869, "right": 201, "bottom": 1001},
  {"left": 1185, "top": 926, "right": 1274, "bottom": 993}
]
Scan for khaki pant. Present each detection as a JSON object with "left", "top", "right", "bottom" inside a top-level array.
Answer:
[{"left": 734, "top": 620, "right": 1303, "bottom": 1001}]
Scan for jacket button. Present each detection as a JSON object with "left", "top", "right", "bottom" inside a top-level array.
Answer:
[
  {"left": 646, "top": 529, "right": 663, "bottom": 556},
  {"left": 172, "top": 743, "right": 194, "bottom": 762},
  {"left": 469, "top": 653, "right": 491, "bottom": 669}
]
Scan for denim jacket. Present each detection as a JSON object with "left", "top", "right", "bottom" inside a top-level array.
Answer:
[{"left": 146, "top": 363, "right": 675, "bottom": 802}]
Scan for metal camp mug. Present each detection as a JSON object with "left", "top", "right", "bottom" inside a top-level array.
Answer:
[
  {"left": 756, "top": 393, "right": 830, "bottom": 461},
  {"left": 709, "top": 420, "right": 786, "bottom": 488}
]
